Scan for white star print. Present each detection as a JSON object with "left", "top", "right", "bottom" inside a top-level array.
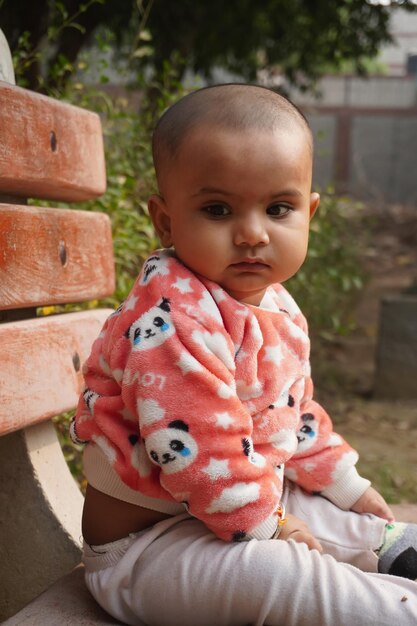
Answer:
[
  {"left": 285, "top": 317, "right": 308, "bottom": 341},
  {"left": 173, "top": 277, "right": 193, "bottom": 294},
  {"left": 176, "top": 351, "right": 203, "bottom": 374},
  {"left": 123, "top": 294, "right": 139, "bottom": 311},
  {"left": 250, "top": 317, "right": 263, "bottom": 343},
  {"left": 198, "top": 291, "right": 222, "bottom": 322},
  {"left": 215, "top": 411, "right": 235, "bottom": 428},
  {"left": 212, "top": 288, "right": 226, "bottom": 303},
  {"left": 113, "top": 368, "right": 123, "bottom": 382},
  {"left": 202, "top": 458, "right": 231, "bottom": 480},
  {"left": 236, "top": 379, "right": 263, "bottom": 401},
  {"left": 263, "top": 344, "right": 284, "bottom": 365},
  {"left": 235, "top": 347, "right": 248, "bottom": 361}
]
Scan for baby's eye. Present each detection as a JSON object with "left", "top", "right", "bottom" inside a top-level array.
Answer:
[
  {"left": 203, "top": 204, "right": 230, "bottom": 218},
  {"left": 153, "top": 316, "right": 165, "bottom": 327},
  {"left": 267, "top": 204, "right": 292, "bottom": 218}
]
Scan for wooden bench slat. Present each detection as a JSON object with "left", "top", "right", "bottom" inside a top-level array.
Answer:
[
  {"left": 0, "top": 204, "right": 115, "bottom": 309},
  {"left": 0, "top": 81, "right": 106, "bottom": 202},
  {"left": 0, "top": 309, "right": 112, "bottom": 435}
]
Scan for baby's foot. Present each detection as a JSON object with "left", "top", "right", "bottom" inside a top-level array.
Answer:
[{"left": 377, "top": 522, "right": 417, "bottom": 580}]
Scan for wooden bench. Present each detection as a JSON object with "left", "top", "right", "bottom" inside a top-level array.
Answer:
[
  {"left": 1, "top": 28, "right": 416, "bottom": 626},
  {"left": 0, "top": 29, "right": 122, "bottom": 624}
]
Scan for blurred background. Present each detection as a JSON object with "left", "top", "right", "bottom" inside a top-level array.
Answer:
[{"left": 1, "top": 0, "right": 416, "bottom": 502}]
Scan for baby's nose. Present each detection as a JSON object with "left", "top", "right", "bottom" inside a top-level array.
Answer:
[{"left": 233, "top": 216, "right": 269, "bottom": 247}]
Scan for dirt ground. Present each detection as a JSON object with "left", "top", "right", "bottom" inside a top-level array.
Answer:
[{"left": 311, "top": 203, "right": 417, "bottom": 503}]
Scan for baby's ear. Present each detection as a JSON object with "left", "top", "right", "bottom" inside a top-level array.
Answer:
[
  {"left": 309, "top": 192, "right": 320, "bottom": 220},
  {"left": 148, "top": 194, "right": 173, "bottom": 247}
]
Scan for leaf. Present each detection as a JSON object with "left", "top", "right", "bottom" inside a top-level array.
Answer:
[
  {"left": 139, "top": 29, "right": 152, "bottom": 42},
  {"left": 68, "top": 22, "right": 87, "bottom": 34},
  {"left": 132, "top": 45, "right": 154, "bottom": 58}
]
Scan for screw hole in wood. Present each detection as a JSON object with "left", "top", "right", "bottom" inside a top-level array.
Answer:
[
  {"left": 72, "top": 352, "right": 81, "bottom": 372},
  {"left": 50, "top": 130, "right": 57, "bottom": 152},
  {"left": 58, "top": 240, "right": 67, "bottom": 266}
]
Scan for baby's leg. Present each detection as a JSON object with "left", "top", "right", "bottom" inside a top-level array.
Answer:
[
  {"left": 377, "top": 522, "right": 417, "bottom": 579},
  {"left": 83, "top": 513, "right": 417, "bottom": 626},
  {"left": 285, "top": 482, "right": 417, "bottom": 578},
  {"left": 284, "top": 481, "right": 386, "bottom": 571}
]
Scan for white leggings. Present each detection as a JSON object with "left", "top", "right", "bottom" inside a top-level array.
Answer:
[{"left": 83, "top": 485, "right": 417, "bottom": 626}]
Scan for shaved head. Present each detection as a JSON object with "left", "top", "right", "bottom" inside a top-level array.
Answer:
[{"left": 152, "top": 84, "right": 312, "bottom": 191}]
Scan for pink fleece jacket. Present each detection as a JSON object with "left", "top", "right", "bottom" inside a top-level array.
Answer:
[{"left": 71, "top": 249, "right": 370, "bottom": 542}]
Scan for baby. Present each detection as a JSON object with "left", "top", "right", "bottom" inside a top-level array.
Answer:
[{"left": 72, "top": 84, "right": 417, "bottom": 626}]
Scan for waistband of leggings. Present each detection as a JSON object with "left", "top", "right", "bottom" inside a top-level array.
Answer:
[
  {"left": 82, "top": 513, "right": 192, "bottom": 572},
  {"left": 83, "top": 530, "right": 146, "bottom": 571}
]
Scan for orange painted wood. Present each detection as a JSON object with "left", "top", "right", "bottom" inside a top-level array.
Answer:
[
  {"left": 0, "top": 203, "right": 115, "bottom": 309},
  {"left": 0, "top": 309, "right": 113, "bottom": 435},
  {"left": 0, "top": 80, "right": 106, "bottom": 202}
]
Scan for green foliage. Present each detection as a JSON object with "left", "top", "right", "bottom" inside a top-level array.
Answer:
[
  {"left": 46, "top": 0, "right": 106, "bottom": 40},
  {"left": 74, "top": 98, "right": 160, "bottom": 305},
  {"left": 287, "top": 193, "right": 365, "bottom": 335},
  {"left": 4, "top": 0, "right": 417, "bottom": 93},
  {"left": 53, "top": 410, "right": 86, "bottom": 492},
  {"left": 144, "top": 0, "right": 398, "bottom": 90},
  {"left": 64, "top": 73, "right": 186, "bottom": 308},
  {"left": 8, "top": 0, "right": 106, "bottom": 93},
  {"left": 10, "top": 31, "right": 40, "bottom": 85}
]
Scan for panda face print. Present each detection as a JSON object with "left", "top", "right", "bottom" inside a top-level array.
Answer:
[
  {"left": 110, "top": 302, "right": 124, "bottom": 317},
  {"left": 296, "top": 413, "right": 318, "bottom": 452},
  {"left": 145, "top": 420, "right": 198, "bottom": 474},
  {"left": 83, "top": 389, "right": 100, "bottom": 415},
  {"left": 127, "top": 298, "right": 174, "bottom": 351},
  {"left": 141, "top": 256, "right": 161, "bottom": 284},
  {"left": 69, "top": 417, "right": 88, "bottom": 445},
  {"left": 128, "top": 434, "right": 153, "bottom": 477},
  {"left": 242, "top": 437, "right": 266, "bottom": 467},
  {"left": 140, "top": 255, "right": 170, "bottom": 284}
]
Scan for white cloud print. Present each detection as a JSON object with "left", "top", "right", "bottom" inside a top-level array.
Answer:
[
  {"left": 137, "top": 398, "right": 165, "bottom": 426},
  {"left": 206, "top": 482, "right": 260, "bottom": 514}
]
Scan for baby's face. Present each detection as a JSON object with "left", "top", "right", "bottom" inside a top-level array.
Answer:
[{"left": 149, "top": 124, "right": 319, "bottom": 305}]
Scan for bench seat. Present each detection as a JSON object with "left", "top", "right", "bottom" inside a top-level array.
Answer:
[
  {"left": 0, "top": 28, "right": 116, "bottom": 622},
  {"left": 2, "top": 566, "right": 122, "bottom": 626}
]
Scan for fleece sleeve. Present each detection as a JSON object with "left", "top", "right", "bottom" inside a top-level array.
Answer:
[
  {"left": 285, "top": 374, "right": 370, "bottom": 510},
  {"left": 122, "top": 276, "right": 283, "bottom": 542},
  {"left": 271, "top": 289, "right": 371, "bottom": 510}
]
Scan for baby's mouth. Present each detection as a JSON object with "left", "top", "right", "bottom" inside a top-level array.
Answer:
[{"left": 230, "top": 259, "right": 270, "bottom": 271}]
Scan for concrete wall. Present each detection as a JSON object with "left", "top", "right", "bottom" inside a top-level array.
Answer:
[
  {"left": 309, "top": 115, "right": 337, "bottom": 192},
  {"left": 292, "top": 76, "right": 417, "bottom": 108},
  {"left": 351, "top": 114, "right": 417, "bottom": 203},
  {"left": 306, "top": 106, "right": 417, "bottom": 204}
]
